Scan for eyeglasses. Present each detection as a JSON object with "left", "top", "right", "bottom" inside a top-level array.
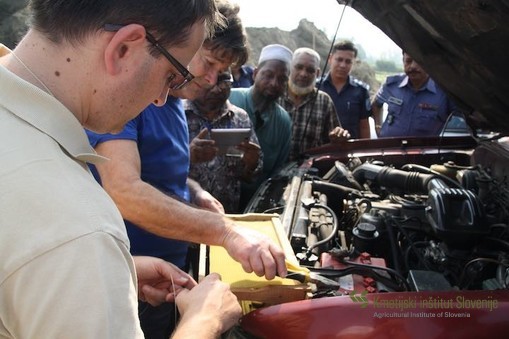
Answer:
[{"left": 104, "top": 24, "right": 194, "bottom": 90}]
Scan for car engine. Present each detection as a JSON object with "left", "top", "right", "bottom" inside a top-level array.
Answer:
[{"left": 247, "top": 151, "right": 509, "bottom": 297}]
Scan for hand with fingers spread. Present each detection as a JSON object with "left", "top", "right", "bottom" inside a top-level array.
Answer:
[
  {"left": 190, "top": 128, "right": 218, "bottom": 164},
  {"left": 220, "top": 224, "right": 287, "bottom": 280},
  {"left": 133, "top": 256, "right": 197, "bottom": 306}
]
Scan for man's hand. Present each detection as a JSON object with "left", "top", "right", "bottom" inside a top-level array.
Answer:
[
  {"left": 188, "top": 178, "right": 225, "bottom": 214},
  {"left": 237, "top": 141, "right": 260, "bottom": 173},
  {"left": 190, "top": 128, "right": 218, "bottom": 164},
  {"left": 194, "top": 189, "right": 225, "bottom": 214},
  {"left": 173, "top": 273, "right": 242, "bottom": 338},
  {"left": 221, "top": 225, "right": 287, "bottom": 280},
  {"left": 133, "top": 256, "right": 197, "bottom": 306},
  {"left": 329, "top": 126, "right": 351, "bottom": 142}
]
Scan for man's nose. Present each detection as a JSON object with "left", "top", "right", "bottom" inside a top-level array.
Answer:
[{"left": 204, "top": 68, "right": 221, "bottom": 87}]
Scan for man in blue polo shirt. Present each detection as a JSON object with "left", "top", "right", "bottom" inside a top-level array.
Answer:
[
  {"left": 372, "top": 52, "right": 457, "bottom": 137},
  {"left": 86, "top": 2, "right": 286, "bottom": 338},
  {"left": 320, "top": 40, "right": 371, "bottom": 139}
]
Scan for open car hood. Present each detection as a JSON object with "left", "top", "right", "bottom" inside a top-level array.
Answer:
[
  {"left": 238, "top": 3, "right": 509, "bottom": 337},
  {"left": 341, "top": 0, "right": 509, "bottom": 133}
]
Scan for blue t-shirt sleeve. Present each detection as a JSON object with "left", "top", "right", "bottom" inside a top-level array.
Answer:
[
  {"left": 86, "top": 118, "right": 139, "bottom": 147},
  {"left": 85, "top": 118, "right": 140, "bottom": 185}
]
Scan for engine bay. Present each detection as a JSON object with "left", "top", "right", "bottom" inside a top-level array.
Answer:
[{"left": 248, "top": 141, "right": 509, "bottom": 297}]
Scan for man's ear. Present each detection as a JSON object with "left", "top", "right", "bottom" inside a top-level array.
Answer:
[{"left": 103, "top": 24, "right": 147, "bottom": 75}]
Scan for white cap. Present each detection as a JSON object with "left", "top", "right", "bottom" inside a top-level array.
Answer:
[{"left": 258, "top": 44, "right": 293, "bottom": 66}]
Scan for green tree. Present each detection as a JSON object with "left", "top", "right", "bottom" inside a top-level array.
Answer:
[{"left": 375, "top": 59, "right": 399, "bottom": 72}]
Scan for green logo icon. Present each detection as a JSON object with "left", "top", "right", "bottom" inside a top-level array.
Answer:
[{"left": 350, "top": 290, "right": 369, "bottom": 308}]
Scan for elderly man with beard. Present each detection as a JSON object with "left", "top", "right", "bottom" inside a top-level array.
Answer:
[
  {"left": 372, "top": 52, "right": 458, "bottom": 137},
  {"left": 279, "top": 47, "right": 350, "bottom": 162},
  {"left": 229, "top": 43, "right": 293, "bottom": 210}
]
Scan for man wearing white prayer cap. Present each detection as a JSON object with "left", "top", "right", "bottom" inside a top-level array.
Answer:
[
  {"left": 258, "top": 44, "right": 293, "bottom": 67},
  {"left": 229, "top": 43, "right": 293, "bottom": 210}
]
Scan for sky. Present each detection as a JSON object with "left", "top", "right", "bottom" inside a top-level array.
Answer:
[{"left": 232, "top": 0, "right": 401, "bottom": 60}]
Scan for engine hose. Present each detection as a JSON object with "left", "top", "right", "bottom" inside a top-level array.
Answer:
[
  {"left": 352, "top": 162, "right": 447, "bottom": 194},
  {"left": 311, "top": 179, "right": 363, "bottom": 198},
  {"left": 401, "top": 163, "right": 463, "bottom": 189},
  {"left": 306, "top": 203, "right": 338, "bottom": 255},
  {"left": 385, "top": 217, "right": 402, "bottom": 274},
  {"left": 496, "top": 264, "right": 507, "bottom": 289}
]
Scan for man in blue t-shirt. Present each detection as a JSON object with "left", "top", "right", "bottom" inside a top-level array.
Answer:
[
  {"left": 87, "top": 98, "right": 194, "bottom": 268},
  {"left": 86, "top": 3, "right": 286, "bottom": 338}
]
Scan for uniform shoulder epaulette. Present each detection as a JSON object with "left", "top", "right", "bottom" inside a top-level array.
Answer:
[
  {"left": 384, "top": 74, "right": 405, "bottom": 85},
  {"left": 351, "top": 77, "right": 370, "bottom": 91}
]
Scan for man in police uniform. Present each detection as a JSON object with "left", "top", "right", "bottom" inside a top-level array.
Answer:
[
  {"left": 320, "top": 40, "right": 371, "bottom": 139},
  {"left": 372, "top": 52, "right": 457, "bottom": 137}
]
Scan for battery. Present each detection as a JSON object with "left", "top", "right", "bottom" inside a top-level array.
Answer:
[{"left": 320, "top": 252, "right": 387, "bottom": 294}]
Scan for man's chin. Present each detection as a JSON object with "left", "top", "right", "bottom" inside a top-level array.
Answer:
[
  {"left": 263, "top": 92, "right": 280, "bottom": 102},
  {"left": 290, "top": 84, "right": 314, "bottom": 96},
  {"left": 407, "top": 73, "right": 425, "bottom": 82}
]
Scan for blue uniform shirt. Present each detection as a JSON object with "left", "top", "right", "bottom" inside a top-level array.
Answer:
[
  {"left": 86, "top": 97, "right": 190, "bottom": 268},
  {"left": 233, "top": 65, "right": 254, "bottom": 88},
  {"left": 374, "top": 74, "right": 456, "bottom": 137},
  {"left": 320, "top": 74, "right": 371, "bottom": 139}
]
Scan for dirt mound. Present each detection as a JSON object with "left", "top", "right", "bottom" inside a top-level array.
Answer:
[
  {"left": 0, "top": 9, "right": 378, "bottom": 93},
  {"left": 245, "top": 19, "right": 379, "bottom": 93},
  {"left": 246, "top": 19, "right": 332, "bottom": 68}
]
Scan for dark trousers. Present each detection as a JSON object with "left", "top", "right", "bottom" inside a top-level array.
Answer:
[
  {"left": 137, "top": 250, "right": 201, "bottom": 339},
  {"left": 138, "top": 300, "right": 178, "bottom": 339}
]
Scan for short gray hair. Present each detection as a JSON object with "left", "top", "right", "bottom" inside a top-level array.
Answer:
[{"left": 293, "top": 47, "right": 320, "bottom": 65}]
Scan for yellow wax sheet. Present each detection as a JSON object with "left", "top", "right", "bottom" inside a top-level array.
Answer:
[{"left": 209, "top": 214, "right": 302, "bottom": 288}]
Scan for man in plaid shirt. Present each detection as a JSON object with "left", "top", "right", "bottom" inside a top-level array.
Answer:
[{"left": 279, "top": 47, "right": 350, "bottom": 162}]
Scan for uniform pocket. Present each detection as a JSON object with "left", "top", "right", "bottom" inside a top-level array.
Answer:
[{"left": 414, "top": 105, "right": 443, "bottom": 135}]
